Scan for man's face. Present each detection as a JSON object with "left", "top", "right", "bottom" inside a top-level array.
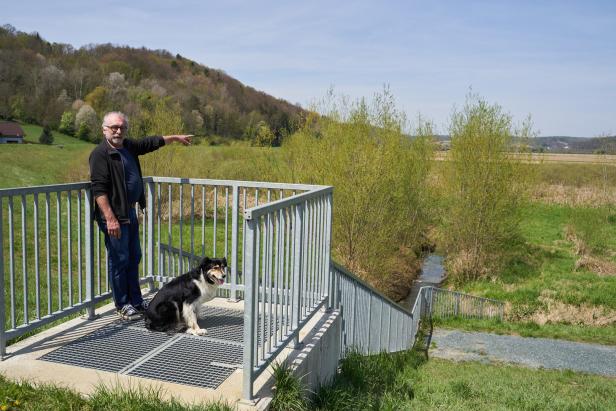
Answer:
[{"left": 102, "top": 114, "right": 127, "bottom": 148}]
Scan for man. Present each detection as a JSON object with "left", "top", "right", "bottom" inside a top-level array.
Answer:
[{"left": 89, "top": 111, "right": 192, "bottom": 320}]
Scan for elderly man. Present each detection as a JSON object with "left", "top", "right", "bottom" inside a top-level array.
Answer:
[{"left": 89, "top": 111, "right": 192, "bottom": 320}]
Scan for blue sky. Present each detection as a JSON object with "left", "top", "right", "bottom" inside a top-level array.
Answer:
[{"left": 4, "top": 0, "right": 615, "bottom": 136}]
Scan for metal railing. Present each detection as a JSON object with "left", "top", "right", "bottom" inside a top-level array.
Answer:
[
  {"left": 332, "top": 263, "right": 417, "bottom": 355},
  {"left": 241, "top": 184, "right": 333, "bottom": 400},
  {"left": 331, "top": 265, "right": 505, "bottom": 357},
  {"left": 1, "top": 177, "right": 504, "bottom": 403},
  {"left": 428, "top": 287, "right": 504, "bottom": 320},
  {"left": 0, "top": 182, "right": 113, "bottom": 357}
]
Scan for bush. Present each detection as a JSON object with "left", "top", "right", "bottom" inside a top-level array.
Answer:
[
  {"left": 280, "top": 89, "right": 434, "bottom": 297},
  {"left": 439, "top": 94, "right": 534, "bottom": 282},
  {"left": 58, "top": 110, "right": 76, "bottom": 136},
  {"left": 75, "top": 122, "right": 91, "bottom": 142},
  {"left": 38, "top": 125, "right": 54, "bottom": 144}
]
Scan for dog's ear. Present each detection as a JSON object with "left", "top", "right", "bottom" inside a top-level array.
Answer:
[
  {"left": 199, "top": 257, "right": 211, "bottom": 269},
  {"left": 221, "top": 257, "right": 228, "bottom": 267}
]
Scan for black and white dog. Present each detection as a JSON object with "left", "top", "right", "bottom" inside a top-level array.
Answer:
[{"left": 144, "top": 257, "right": 227, "bottom": 335}]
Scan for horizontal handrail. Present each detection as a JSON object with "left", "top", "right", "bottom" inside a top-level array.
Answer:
[
  {"left": 0, "top": 182, "right": 90, "bottom": 196},
  {"left": 332, "top": 261, "right": 412, "bottom": 316},
  {"left": 244, "top": 186, "right": 332, "bottom": 220},
  {"left": 147, "top": 176, "right": 326, "bottom": 192},
  {"left": 431, "top": 287, "right": 504, "bottom": 306}
]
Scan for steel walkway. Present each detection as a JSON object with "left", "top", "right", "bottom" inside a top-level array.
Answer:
[{"left": 40, "top": 305, "right": 246, "bottom": 389}]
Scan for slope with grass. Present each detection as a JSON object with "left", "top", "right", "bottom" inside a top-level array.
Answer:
[
  {"left": 302, "top": 349, "right": 616, "bottom": 410},
  {"left": 436, "top": 202, "right": 616, "bottom": 345},
  {"left": 0, "top": 123, "right": 93, "bottom": 188}
]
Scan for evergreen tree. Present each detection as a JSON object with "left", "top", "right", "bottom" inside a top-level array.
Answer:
[
  {"left": 39, "top": 125, "right": 54, "bottom": 144},
  {"left": 76, "top": 122, "right": 90, "bottom": 141}
]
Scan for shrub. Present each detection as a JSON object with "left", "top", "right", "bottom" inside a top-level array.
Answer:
[
  {"left": 440, "top": 94, "right": 534, "bottom": 282},
  {"left": 75, "top": 122, "right": 91, "bottom": 142},
  {"left": 280, "top": 88, "right": 434, "bottom": 297},
  {"left": 58, "top": 110, "right": 76, "bottom": 136},
  {"left": 38, "top": 125, "right": 54, "bottom": 144}
]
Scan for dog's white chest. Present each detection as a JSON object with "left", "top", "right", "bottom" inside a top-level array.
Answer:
[{"left": 193, "top": 277, "right": 217, "bottom": 304}]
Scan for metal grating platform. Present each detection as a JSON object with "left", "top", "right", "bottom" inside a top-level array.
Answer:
[
  {"left": 40, "top": 305, "right": 246, "bottom": 390},
  {"left": 127, "top": 337, "right": 242, "bottom": 389},
  {"left": 40, "top": 325, "right": 173, "bottom": 373},
  {"left": 39, "top": 304, "right": 290, "bottom": 390}
]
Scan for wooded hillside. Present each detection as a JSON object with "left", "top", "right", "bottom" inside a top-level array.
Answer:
[{"left": 0, "top": 24, "right": 303, "bottom": 144}]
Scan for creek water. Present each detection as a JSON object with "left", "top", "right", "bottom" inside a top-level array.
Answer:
[{"left": 401, "top": 254, "right": 446, "bottom": 310}]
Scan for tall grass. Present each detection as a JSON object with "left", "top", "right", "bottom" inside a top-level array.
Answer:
[{"left": 0, "top": 375, "right": 232, "bottom": 411}]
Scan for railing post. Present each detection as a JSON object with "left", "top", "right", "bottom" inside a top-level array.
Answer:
[
  {"left": 325, "top": 192, "right": 334, "bottom": 310},
  {"left": 0, "top": 195, "right": 6, "bottom": 359},
  {"left": 454, "top": 292, "right": 460, "bottom": 317},
  {"left": 84, "top": 187, "right": 96, "bottom": 320},
  {"left": 242, "top": 217, "right": 257, "bottom": 402},
  {"left": 230, "top": 185, "right": 239, "bottom": 302},
  {"left": 146, "top": 181, "right": 155, "bottom": 292},
  {"left": 292, "top": 202, "right": 304, "bottom": 349}
]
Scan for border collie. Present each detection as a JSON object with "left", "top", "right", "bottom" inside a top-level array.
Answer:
[{"left": 144, "top": 257, "right": 227, "bottom": 335}]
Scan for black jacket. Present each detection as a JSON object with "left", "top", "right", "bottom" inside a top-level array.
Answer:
[{"left": 89, "top": 136, "right": 165, "bottom": 223}]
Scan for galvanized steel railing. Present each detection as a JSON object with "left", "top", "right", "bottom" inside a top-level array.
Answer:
[
  {"left": 241, "top": 184, "right": 333, "bottom": 400},
  {"left": 0, "top": 182, "right": 114, "bottom": 357},
  {"left": 0, "top": 178, "right": 323, "bottom": 357},
  {"left": 330, "top": 267, "right": 504, "bottom": 357},
  {"left": 140, "top": 177, "right": 326, "bottom": 300},
  {"left": 428, "top": 287, "right": 504, "bottom": 320},
  {"left": 332, "top": 263, "right": 417, "bottom": 355}
]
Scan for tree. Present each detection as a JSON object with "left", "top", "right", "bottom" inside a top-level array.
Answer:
[
  {"left": 440, "top": 94, "right": 534, "bottom": 282},
  {"left": 252, "top": 121, "right": 275, "bottom": 147},
  {"left": 84, "top": 86, "right": 108, "bottom": 114},
  {"left": 75, "top": 103, "right": 99, "bottom": 142},
  {"left": 39, "top": 125, "right": 54, "bottom": 144},
  {"left": 75, "top": 122, "right": 91, "bottom": 142},
  {"left": 59, "top": 110, "right": 76, "bottom": 136},
  {"left": 281, "top": 89, "right": 434, "bottom": 298}
]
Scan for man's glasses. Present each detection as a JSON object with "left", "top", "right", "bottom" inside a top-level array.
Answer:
[{"left": 104, "top": 125, "right": 127, "bottom": 132}]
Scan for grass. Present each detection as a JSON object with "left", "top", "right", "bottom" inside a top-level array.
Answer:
[
  {"left": 437, "top": 202, "right": 616, "bottom": 345},
  {"left": 303, "top": 348, "right": 616, "bottom": 410},
  {"left": 0, "top": 374, "right": 232, "bottom": 410},
  {"left": 19, "top": 123, "right": 92, "bottom": 146}
]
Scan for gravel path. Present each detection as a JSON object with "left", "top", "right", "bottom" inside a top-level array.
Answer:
[{"left": 430, "top": 329, "right": 616, "bottom": 377}]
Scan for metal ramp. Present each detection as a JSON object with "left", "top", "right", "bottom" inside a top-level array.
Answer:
[{"left": 40, "top": 306, "right": 245, "bottom": 389}]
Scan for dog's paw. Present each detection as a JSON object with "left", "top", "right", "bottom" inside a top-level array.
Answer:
[{"left": 186, "top": 327, "right": 208, "bottom": 336}]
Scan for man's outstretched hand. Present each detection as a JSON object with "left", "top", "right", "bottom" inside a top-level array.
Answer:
[{"left": 163, "top": 135, "right": 193, "bottom": 146}]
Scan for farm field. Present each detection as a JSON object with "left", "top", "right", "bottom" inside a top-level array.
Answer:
[{"left": 435, "top": 151, "right": 616, "bottom": 164}]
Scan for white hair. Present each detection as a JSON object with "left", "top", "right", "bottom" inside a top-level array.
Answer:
[{"left": 102, "top": 111, "right": 129, "bottom": 128}]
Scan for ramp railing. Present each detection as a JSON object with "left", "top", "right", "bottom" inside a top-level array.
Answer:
[{"left": 427, "top": 287, "right": 504, "bottom": 320}]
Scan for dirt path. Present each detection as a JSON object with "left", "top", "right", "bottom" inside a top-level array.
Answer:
[{"left": 430, "top": 329, "right": 616, "bottom": 377}]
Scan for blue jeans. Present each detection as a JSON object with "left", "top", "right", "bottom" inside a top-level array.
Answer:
[{"left": 96, "top": 208, "right": 143, "bottom": 309}]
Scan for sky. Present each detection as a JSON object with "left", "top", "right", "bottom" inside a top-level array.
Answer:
[{"left": 3, "top": 0, "right": 615, "bottom": 137}]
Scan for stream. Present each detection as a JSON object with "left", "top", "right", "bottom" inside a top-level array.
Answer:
[{"left": 401, "top": 253, "right": 446, "bottom": 310}]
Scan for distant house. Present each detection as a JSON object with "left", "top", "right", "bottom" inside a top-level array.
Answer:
[{"left": 0, "top": 122, "right": 25, "bottom": 143}]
